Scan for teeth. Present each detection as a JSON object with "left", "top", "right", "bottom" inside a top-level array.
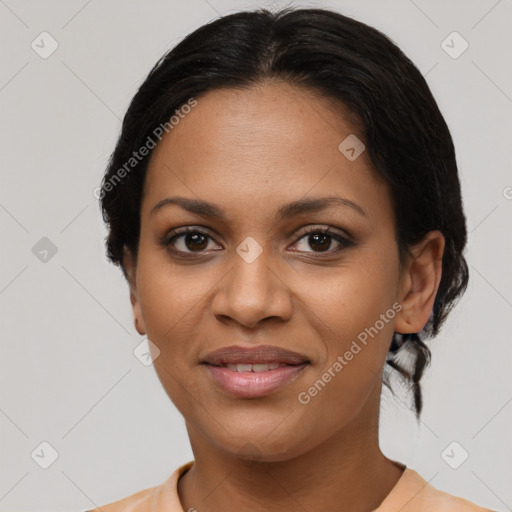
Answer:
[
  {"left": 252, "top": 363, "right": 269, "bottom": 372},
  {"left": 225, "top": 363, "right": 283, "bottom": 372}
]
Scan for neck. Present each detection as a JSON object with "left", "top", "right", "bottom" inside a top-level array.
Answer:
[{"left": 177, "top": 393, "right": 404, "bottom": 512}]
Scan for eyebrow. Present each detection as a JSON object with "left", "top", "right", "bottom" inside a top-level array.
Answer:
[{"left": 150, "top": 195, "right": 368, "bottom": 220}]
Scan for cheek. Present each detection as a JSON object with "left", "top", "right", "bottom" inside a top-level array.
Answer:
[
  {"left": 136, "top": 262, "right": 205, "bottom": 412},
  {"left": 134, "top": 243, "right": 218, "bottom": 396},
  {"left": 296, "top": 294, "right": 397, "bottom": 435},
  {"left": 306, "top": 253, "right": 399, "bottom": 340},
  {"left": 135, "top": 243, "right": 207, "bottom": 337},
  {"left": 298, "top": 251, "right": 399, "bottom": 396}
]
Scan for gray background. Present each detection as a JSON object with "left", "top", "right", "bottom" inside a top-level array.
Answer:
[{"left": 1, "top": 0, "right": 511, "bottom": 510}]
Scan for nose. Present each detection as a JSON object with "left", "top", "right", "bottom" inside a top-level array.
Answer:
[{"left": 211, "top": 248, "right": 293, "bottom": 329}]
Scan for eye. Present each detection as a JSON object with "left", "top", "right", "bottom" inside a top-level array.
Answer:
[
  {"left": 161, "top": 225, "right": 353, "bottom": 257},
  {"left": 291, "top": 226, "right": 353, "bottom": 255},
  {"left": 164, "top": 227, "right": 221, "bottom": 254}
]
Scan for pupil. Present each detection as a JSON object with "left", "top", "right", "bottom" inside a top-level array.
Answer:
[
  {"left": 310, "top": 233, "right": 330, "bottom": 251},
  {"left": 186, "top": 233, "right": 207, "bottom": 251}
]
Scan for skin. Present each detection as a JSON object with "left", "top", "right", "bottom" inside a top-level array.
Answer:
[{"left": 123, "top": 81, "right": 445, "bottom": 512}]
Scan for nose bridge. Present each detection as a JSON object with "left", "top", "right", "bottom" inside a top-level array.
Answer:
[
  {"left": 232, "top": 243, "right": 273, "bottom": 296},
  {"left": 212, "top": 237, "right": 292, "bottom": 327}
]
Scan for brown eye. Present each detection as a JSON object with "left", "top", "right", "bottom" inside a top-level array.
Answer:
[
  {"left": 292, "top": 227, "right": 353, "bottom": 255},
  {"left": 165, "top": 228, "right": 221, "bottom": 254},
  {"left": 306, "top": 232, "right": 331, "bottom": 252},
  {"left": 182, "top": 232, "right": 208, "bottom": 251}
]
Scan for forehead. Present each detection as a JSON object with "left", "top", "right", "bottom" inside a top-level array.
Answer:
[
  {"left": 142, "top": 81, "right": 392, "bottom": 224},
  {"left": 149, "top": 81, "right": 362, "bottom": 162}
]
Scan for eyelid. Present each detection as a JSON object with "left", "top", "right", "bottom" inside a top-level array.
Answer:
[{"left": 294, "top": 224, "right": 352, "bottom": 241}]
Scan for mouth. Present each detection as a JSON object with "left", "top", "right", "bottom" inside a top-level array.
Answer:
[
  {"left": 218, "top": 362, "right": 295, "bottom": 372},
  {"left": 201, "top": 345, "right": 310, "bottom": 398},
  {"left": 202, "top": 344, "right": 310, "bottom": 366}
]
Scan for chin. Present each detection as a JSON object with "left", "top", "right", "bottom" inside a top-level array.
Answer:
[{"left": 198, "top": 416, "right": 326, "bottom": 464}]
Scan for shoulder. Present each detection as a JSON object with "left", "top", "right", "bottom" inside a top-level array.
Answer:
[
  {"left": 377, "top": 468, "right": 493, "bottom": 512},
  {"left": 86, "top": 485, "right": 158, "bottom": 512},
  {"left": 86, "top": 461, "right": 194, "bottom": 512}
]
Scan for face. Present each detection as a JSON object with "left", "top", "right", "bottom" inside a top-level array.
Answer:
[{"left": 124, "top": 81, "right": 443, "bottom": 462}]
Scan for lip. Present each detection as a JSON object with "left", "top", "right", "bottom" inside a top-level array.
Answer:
[
  {"left": 204, "top": 363, "right": 309, "bottom": 398},
  {"left": 202, "top": 344, "right": 310, "bottom": 366},
  {"left": 201, "top": 345, "right": 310, "bottom": 398}
]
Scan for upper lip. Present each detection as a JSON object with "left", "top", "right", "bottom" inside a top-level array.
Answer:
[{"left": 202, "top": 345, "right": 310, "bottom": 366}]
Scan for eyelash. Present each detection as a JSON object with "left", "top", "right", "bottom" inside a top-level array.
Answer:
[{"left": 160, "top": 225, "right": 354, "bottom": 258}]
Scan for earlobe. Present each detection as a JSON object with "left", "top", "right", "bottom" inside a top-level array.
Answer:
[
  {"left": 123, "top": 247, "right": 146, "bottom": 336},
  {"left": 394, "top": 231, "right": 445, "bottom": 335}
]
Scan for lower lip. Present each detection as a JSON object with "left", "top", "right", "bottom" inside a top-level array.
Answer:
[{"left": 204, "top": 363, "right": 308, "bottom": 398}]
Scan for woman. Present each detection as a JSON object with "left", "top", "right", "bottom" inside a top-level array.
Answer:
[{"left": 91, "top": 7, "right": 492, "bottom": 511}]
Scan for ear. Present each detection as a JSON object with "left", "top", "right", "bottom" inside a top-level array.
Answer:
[
  {"left": 123, "top": 247, "right": 146, "bottom": 336},
  {"left": 394, "top": 230, "right": 445, "bottom": 334}
]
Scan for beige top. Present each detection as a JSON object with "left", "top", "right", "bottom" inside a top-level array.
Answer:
[{"left": 90, "top": 461, "right": 492, "bottom": 511}]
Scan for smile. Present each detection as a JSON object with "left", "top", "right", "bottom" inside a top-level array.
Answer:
[
  {"left": 203, "top": 361, "right": 309, "bottom": 398},
  {"left": 224, "top": 362, "right": 286, "bottom": 372},
  {"left": 201, "top": 344, "right": 311, "bottom": 397}
]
